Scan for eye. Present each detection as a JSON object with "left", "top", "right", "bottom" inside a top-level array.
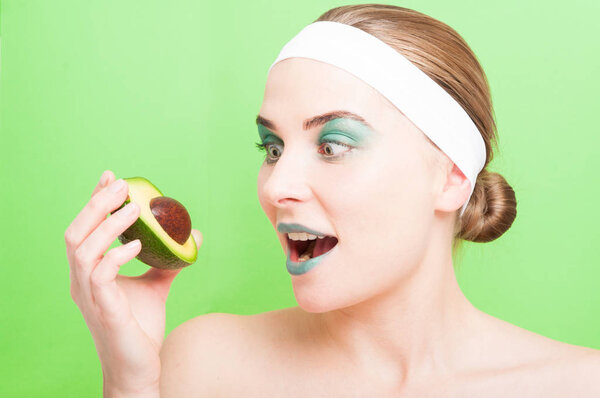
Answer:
[
  {"left": 318, "top": 140, "right": 353, "bottom": 159},
  {"left": 254, "top": 139, "right": 355, "bottom": 164},
  {"left": 255, "top": 141, "right": 282, "bottom": 164}
]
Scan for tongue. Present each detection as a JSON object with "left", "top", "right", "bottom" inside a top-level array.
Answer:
[{"left": 313, "top": 236, "right": 338, "bottom": 257}]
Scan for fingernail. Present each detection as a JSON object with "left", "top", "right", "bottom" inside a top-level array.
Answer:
[
  {"left": 125, "top": 239, "right": 141, "bottom": 249},
  {"left": 119, "top": 202, "right": 138, "bottom": 217},
  {"left": 109, "top": 179, "right": 126, "bottom": 193}
]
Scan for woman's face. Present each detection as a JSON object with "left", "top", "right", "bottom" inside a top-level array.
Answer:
[{"left": 257, "top": 58, "right": 444, "bottom": 312}]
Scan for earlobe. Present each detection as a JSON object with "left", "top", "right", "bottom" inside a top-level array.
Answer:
[{"left": 435, "top": 163, "right": 471, "bottom": 213}]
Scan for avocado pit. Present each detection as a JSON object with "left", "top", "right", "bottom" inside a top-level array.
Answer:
[{"left": 149, "top": 196, "right": 191, "bottom": 245}]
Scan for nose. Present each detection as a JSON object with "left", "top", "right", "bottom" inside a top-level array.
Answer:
[{"left": 259, "top": 146, "right": 313, "bottom": 208}]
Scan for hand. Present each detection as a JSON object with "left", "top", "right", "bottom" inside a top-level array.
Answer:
[{"left": 64, "top": 170, "right": 203, "bottom": 394}]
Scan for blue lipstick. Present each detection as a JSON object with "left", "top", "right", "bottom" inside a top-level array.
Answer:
[
  {"left": 277, "top": 222, "right": 337, "bottom": 275},
  {"left": 285, "top": 246, "right": 335, "bottom": 275},
  {"left": 277, "top": 222, "right": 328, "bottom": 236}
]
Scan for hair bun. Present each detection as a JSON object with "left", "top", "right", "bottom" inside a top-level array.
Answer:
[{"left": 457, "top": 170, "right": 517, "bottom": 242}]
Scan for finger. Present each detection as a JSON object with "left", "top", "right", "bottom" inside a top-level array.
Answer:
[
  {"left": 89, "top": 240, "right": 141, "bottom": 324},
  {"left": 91, "top": 170, "right": 115, "bottom": 198},
  {"left": 77, "top": 201, "right": 140, "bottom": 277},
  {"left": 191, "top": 229, "right": 203, "bottom": 249},
  {"left": 65, "top": 170, "right": 114, "bottom": 262},
  {"left": 73, "top": 200, "right": 140, "bottom": 308},
  {"left": 66, "top": 178, "right": 130, "bottom": 252}
]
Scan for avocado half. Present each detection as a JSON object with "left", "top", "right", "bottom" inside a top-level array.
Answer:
[{"left": 112, "top": 177, "right": 198, "bottom": 270}]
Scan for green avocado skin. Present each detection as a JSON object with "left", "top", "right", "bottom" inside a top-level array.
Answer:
[{"left": 114, "top": 200, "right": 197, "bottom": 270}]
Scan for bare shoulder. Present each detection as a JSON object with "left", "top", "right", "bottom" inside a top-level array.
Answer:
[
  {"left": 159, "top": 307, "right": 302, "bottom": 397},
  {"left": 573, "top": 349, "right": 600, "bottom": 382},
  {"left": 466, "top": 312, "right": 600, "bottom": 396},
  {"left": 514, "top": 345, "right": 600, "bottom": 396},
  {"left": 540, "top": 345, "right": 600, "bottom": 395}
]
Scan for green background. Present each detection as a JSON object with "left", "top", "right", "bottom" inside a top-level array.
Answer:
[{"left": 1, "top": 0, "right": 598, "bottom": 396}]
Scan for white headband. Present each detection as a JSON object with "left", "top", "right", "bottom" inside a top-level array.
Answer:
[{"left": 268, "top": 21, "right": 486, "bottom": 216}]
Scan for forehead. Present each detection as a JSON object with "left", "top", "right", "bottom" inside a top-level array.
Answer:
[{"left": 261, "top": 58, "right": 397, "bottom": 126}]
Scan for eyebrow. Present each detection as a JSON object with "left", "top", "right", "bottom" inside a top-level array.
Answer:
[{"left": 255, "top": 110, "right": 373, "bottom": 131}]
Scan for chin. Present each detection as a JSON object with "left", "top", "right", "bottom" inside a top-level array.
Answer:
[
  {"left": 290, "top": 274, "right": 361, "bottom": 313},
  {"left": 288, "top": 271, "right": 333, "bottom": 312},
  {"left": 294, "top": 292, "right": 336, "bottom": 313}
]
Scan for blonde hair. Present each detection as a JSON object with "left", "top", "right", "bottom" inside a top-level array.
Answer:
[{"left": 315, "top": 4, "right": 517, "bottom": 247}]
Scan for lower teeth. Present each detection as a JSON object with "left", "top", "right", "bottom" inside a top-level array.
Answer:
[
  {"left": 298, "top": 252, "right": 312, "bottom": 261},
  {"left": 297, "top": 239, "right": 317, "bottom": 262}
]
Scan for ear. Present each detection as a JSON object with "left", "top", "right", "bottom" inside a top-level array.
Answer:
[{"left": 434, "top": 162, "right": 471, "bottom": 213}]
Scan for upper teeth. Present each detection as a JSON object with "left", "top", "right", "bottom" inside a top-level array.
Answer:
[{"left": 287, "top": 232, "right": 325, "bottom": 241}]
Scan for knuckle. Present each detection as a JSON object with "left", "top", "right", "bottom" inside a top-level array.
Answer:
[
  {"left": 104, "top": 246, "right": 123, "bottom": 263},
  {"left": 87, "top": 197, "right": 102, "bottom": 213},
  {"left": 73, "top": 248, "right": 88, "bottom": 265},
  {"left": 64, "top": 228, "right": 75, "bottom": 245},
  {"left": 108, "top": 209, "right": 133, "bottom": 231},
  {"left": 70, "top": 284, "right": 79, "bottom": 302},
  {"left": 103, "top": 247, "right": 116, "bottom": 261},
  {"left": 89, "top": 269, "right": 106, "bottom": 288},
  {"left": 99, "top": 217, "right": 121, "bottom": 239}
]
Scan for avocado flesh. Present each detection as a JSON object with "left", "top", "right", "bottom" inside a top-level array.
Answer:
[{"left": 115, "top": 177, "right": 197, "bottom": 270}]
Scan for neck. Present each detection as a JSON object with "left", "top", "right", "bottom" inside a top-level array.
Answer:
[{"left": 316, "top": 224, "right": 487, "bottom": 384}]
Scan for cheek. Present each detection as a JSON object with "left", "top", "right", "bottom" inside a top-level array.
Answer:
[
  {"left": 313, "top": 146, "right": 433, "bottom": 273},
  {"left": 315, "top": 144, "right": 432, "bottom": 233}
]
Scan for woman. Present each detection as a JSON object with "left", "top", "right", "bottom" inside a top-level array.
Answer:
[{"left": 64, "top": 4, "right": 600, "bottom": 397}]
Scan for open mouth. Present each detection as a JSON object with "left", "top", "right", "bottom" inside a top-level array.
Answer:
[{"left": 287, "top": 235, "right": 339, "bottom": 262}]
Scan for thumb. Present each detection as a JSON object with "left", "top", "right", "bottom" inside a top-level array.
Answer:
[
  {"left": 141, "top": 266, "right": 183, "bottom": 285},
  {"left": 138, "top": 265, "right": 182, "bottom": 302},
  {"left": 191, "top": 229, "right": 203, "bottom": 249}
]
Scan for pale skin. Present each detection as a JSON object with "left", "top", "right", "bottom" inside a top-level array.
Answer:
[
  {"left": 65, "top": 173, "right": 204, "bottom": 397},
  {"left": 66, "top": 58, "right": 600, "bottom": 397}
]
